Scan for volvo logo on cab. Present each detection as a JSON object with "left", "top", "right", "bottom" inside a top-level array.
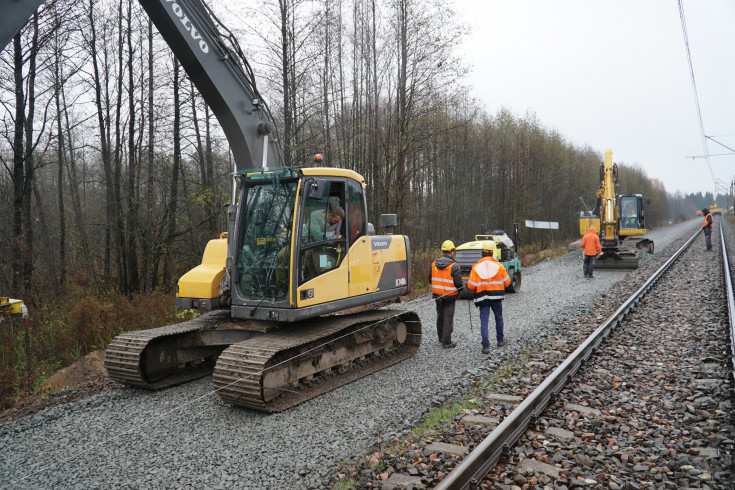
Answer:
[
  {"left": 165, "top": 0, "right": 209, "bottom": 54},
  {"left": 371, "top": 237, "right": 392, "bottom": 250}
]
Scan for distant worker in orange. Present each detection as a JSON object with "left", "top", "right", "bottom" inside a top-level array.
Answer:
[
  {"left": 702, "top": 208, "right": 713, "bottom": 251},
  {"left": 430, "top": 240, "right": 464, "bottom": 349},
  {"left": 581, "top": 225, "right": 601, "bottom": 279}
]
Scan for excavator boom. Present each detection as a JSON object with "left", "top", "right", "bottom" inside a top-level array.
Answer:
[{"left": 0, "top": 0, "right": 281, "bottom": 170}]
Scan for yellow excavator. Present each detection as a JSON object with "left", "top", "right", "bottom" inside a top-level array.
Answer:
[
  {"left": 3, "top": 0, "right": 420, "bottom": 412},
  {"left": 578, "top": 149, "right": 654, "bottom": 269}
]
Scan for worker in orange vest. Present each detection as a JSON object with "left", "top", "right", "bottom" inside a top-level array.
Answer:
[
  {"left": 468, "top": 241, "right": 512, "bottom": 353},
  {"left": 580, "top": 225, "right": 601, "bottom": 278},
  {"left": 430, "top": 240, "right": 464, "bottom": 349},
  {"left": 702, "top": 208, "right": 713, "bottom": 251}
]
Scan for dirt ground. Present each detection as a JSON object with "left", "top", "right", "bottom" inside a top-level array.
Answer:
[{"left": 1, "top": 350, "right": 120, "bottom": 424}]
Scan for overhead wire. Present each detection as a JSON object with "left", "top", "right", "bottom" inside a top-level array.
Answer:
[
  {"left": 706, "top": 135, "right": 735, "bottom": 154},
  {"left": 677, "top": 0, "right": 715, "bottom": 191}
]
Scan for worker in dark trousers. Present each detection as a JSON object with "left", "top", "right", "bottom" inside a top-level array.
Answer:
[
  {"left": 702, "top": 208, "right": 713, "bottom": 251},
  {"left": 468, "top": 241, "right": 511, "bottom": 353},
  {"left": 581, "top": 225, "right": 601, "bottom": 278},
  {"left": 430, "top": 240, "right": 463, "bottom": 349}
]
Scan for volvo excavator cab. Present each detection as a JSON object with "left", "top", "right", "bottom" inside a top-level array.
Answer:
[{"left": 178, "top": 167, "right": 410, "bottom": 321}]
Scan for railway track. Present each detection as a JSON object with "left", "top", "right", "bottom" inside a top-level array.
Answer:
[{"left": 329, "top": 222, "right": 735, "bottom": 489}]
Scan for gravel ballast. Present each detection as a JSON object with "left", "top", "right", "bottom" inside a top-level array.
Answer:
[
  {"left": 482, "top": 220, "right": 735, "bottom": 488},
  {"left": 0, "top": 219, "right": 707, "bottom": 489}
]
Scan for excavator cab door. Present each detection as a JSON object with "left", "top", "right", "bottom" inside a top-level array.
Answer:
[
  {"left": 296, "top": 178, "right": 349, "bottom": 304},
  {"left": 296, "top": 175, "right": 371, "bottom": 305},
  {"left": 619, "top": 195, "right": 643, "bottom": 231}
]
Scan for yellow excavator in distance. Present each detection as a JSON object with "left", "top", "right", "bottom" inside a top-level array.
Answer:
[{"left": 578, "top": 149, "right": 654, "bottom": 269}]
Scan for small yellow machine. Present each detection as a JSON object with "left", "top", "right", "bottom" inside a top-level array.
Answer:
[
  {"left": 0, "top": 297, "right": 26, "bottom": 319},
  {"left": 455, "top": 227, "right": 522, "bottom": 298}
]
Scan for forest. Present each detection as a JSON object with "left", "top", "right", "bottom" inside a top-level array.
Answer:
[{"left": 0, "top": 0, "right": 725, "bottom": 405}]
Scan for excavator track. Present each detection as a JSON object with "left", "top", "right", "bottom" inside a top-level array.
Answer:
[
  {"left": 213, "top": 310, "right": 421, "bottom": 412},
  {"left": 105, "top": 310, "right": 243, "bottom": 389}
]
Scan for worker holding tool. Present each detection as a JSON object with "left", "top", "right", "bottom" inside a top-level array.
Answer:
[
  {"left": 580, "top": 225, "right": 601, "bottom": 278},
  {"left": 430, "top": 240, "right": 463, "bottom": 349},
  {"left": 702, "top": 208, "right": 713, "bottom": 251},
  {"left": 468, "top": 241, "right": 511, "bottom": 353}
]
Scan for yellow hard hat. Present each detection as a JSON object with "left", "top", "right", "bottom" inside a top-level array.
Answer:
[
  {"left": 441, "top": 240, "right": 456, "bottom": 251},
  {"left": 482, "top": 240, "right": 495, "bottom": 252}
]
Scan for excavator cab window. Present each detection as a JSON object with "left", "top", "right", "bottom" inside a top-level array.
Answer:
[
  {"left": 619, "top": 196, "right": 641, "bottom": 230},
  {"left": 235, "top": 174, "right": 298, "bottom": 301},
  {"left": 299, "top": 180, "right": 349, "bottom": 283}
]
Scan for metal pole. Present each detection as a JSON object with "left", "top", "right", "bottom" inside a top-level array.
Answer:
[{"left": 467, "top": 298, "right": 473, "bottom": 332}]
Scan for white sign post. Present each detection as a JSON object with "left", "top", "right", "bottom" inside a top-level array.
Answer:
[
  {"left": 524, "top": 220, "right": 559, "bottom": 229},
  {"left": 525, "top": 220, "right": 559, "bottom": 244}
]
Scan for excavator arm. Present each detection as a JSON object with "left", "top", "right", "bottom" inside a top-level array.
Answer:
[
  {"left": 598, "top": 149, "right": 619, "bottom": 249},
  {"left": 0, "top": 0, "right": 281, "bottom": 170}
]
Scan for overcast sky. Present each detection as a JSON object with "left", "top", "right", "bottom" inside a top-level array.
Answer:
[{"left": 456, "top": 0, "right": 735, "bottom": 196}]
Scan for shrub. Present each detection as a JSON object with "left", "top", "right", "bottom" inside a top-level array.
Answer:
[{"left": 1, "top": 287, "right": 184, "bottom": 410}]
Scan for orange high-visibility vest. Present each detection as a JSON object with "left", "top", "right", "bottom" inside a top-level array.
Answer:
[
  {"left": 431, "top": 261, "right": 459, "bottom": 297},
  {"left": 702, "top": 213, "right": 713, "bottom": 228},
  {"left": 467, "top": 256, "right": 511, "bottom": 303}
]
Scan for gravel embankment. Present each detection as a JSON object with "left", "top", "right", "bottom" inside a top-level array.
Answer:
[{"left": 0, "top": 219, "right": 703, "bottom": 489}]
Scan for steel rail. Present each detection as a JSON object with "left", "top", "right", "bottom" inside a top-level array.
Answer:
[
  {"left": 437, "top": 227, "right": 703, "bottom": 490},
  {"left": 718, "top": 220, "right": 735, "bottom": 390}
]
